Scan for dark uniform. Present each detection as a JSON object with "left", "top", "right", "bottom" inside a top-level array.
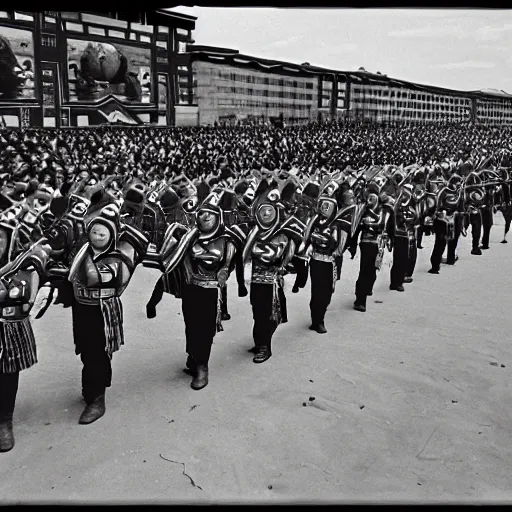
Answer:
[{"left": 242, "top": 178, "right": 304, "bottom": 362}]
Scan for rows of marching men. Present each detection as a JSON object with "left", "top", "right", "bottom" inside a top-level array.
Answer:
[{"left": 0, "top": 152, "right": 511, "bottom": 453}]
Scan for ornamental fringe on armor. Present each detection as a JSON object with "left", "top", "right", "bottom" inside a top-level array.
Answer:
[
  {"left": 407, "top": 228, "right": 417, "bottom": 256},
  {"left": 216, "top": 287, "right": 223, "bottom": 333},
  {"left": 0, "top": 317, "right": 37, "bottom": 374},
  {"left": 271, "top": 281, "right": 282, "bottom": 325},
  {"left": 332, "top": 261, "right": 337, "bottom": 293},
  {"left": 100, "top": 296, "right": 124, "bottom": 359}
]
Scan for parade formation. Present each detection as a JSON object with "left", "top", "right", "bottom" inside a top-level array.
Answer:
[{"left": 0, "top": 122, "right": 511, "bottom": 455}]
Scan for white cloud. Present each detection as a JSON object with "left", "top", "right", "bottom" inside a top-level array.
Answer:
[
  {"left": 264, "top": 36, "right": 301, "bottom": 49},
  {"left": 431, "top": 60, "right": 496, "bottom": 70},
  {"left": 476, "top": 23, "right": 512, "bottom": 41},
  {"left": 388, "top": 25, "right": 466, "bottom": 38}
]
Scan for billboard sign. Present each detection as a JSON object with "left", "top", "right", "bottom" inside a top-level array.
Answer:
[
  {"left": 67, "top": 39, "right": 151, "bottom": 103},
  {"left": 0, "top": 26, "right": 36, "bottom": 100}
]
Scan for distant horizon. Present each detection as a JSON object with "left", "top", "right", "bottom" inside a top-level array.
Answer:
[{"left": 167, "top": 7, "right": 512, "bottom": 95}]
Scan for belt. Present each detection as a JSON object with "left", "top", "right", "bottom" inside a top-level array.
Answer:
[
  {"left": 0, "top": 304, "right": 30, "bottom": 319},
  {"left": 76, "top": 287, "right": 116, "bottom": 300},
  {"left": 311, "top": 251, "right": 334, "bottom": 263}
]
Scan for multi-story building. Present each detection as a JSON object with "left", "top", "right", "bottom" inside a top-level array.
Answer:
[
  {"left": 189, "top": 46, "right": 319, "bottom": 125},
  {"left": 0, "top": 10, "right": 197, "bottom": 128},
  {"left": 188, "top": 46, "right": 512, "bottom": 127},
  {"left": 474, "top": 89, "right": 512, "bottom": 125}
]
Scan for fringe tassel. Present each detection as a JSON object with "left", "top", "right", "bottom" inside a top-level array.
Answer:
[
  {"left": 216, "top": 287, "right": 224, "bottom": 333},
  {"left": 270, "top": 281, "right": 282, "bottom": 325},
  {"left": 100, "top": 297, "right": 124, "bottom": 359},
  {"left": 0, "top": 317, "right": 37, "bottom": 373},
  {"left": 332, "top": 260, "right": 337, "bottom": 293},
  {"left": 408, "top": 231, "right": 416, "bottom": 256}
]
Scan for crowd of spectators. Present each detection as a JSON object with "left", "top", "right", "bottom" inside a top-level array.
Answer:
[{"left": 1, "top": 120, "right": 511, "bottom": 193}]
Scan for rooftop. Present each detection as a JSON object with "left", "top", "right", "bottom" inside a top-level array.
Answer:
[{"left": 188, "top": 45, "right": 512, "bottom": 99}]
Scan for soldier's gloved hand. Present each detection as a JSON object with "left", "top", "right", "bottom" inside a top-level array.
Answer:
[
  {"left": 217, "top": 268, "right": 229, "bottom": 288},
  {"left": 238, "top": 284, "right": 248, "bottom": 298}
]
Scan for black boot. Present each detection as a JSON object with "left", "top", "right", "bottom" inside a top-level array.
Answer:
[
  {"left": 253, "top": 346, "right": 272, "bottom": 363},
  {"left": 0, "top": 416, "right": 14, "bottom": 453},
  {"left": 353, "top": 294, "right": 367, "bottom": 312},
  {"left": 471, "top": 247, "right": 482, "bottom": 255},
  {"left": 183, "top": 355, "right": 197, "bottom": 376},
  {"left": 191, "top": 365, "right": 208, "bottom": 390},
  {"left": 79, "top": 394, "right": 106, "bottom": 425},
  {"left": 0, "top": 372, "right": 18, "bottom": 452},
  {"left": 309, "top": 322, "right": 327, "bottom": 334},
  {"left": 146, "top": 302, "right": 157, "bottom": 319},
  {"left": 403, "top": 276, "right": 413, "bottom": 283}
]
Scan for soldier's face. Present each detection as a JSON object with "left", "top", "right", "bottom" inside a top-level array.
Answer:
[
  {"left": 258, "top": 205, "right": 276, "bottom": 226},
  {"left": 197, "top": 210, "right": 217, "bottom": 232},
  {"left": 89, "top": 223, "right": 111, "bottom": 250},
  {"left": 319, "top": 199, "right": 334, "bottom": 218},
  {"left": 33, "top": 196, "right": 49, "bottom": 213}
]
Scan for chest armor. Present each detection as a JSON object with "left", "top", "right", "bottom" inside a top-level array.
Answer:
[
  {"left": 190, "top": 237, "right": 226, "bottom": 275},
  {"left": 252, "top": 233, "right": 288, "bottom": 266},
  {"left": 0, "top": 269, "right": 34, "bottom": 320},
  {"left": 403, "top": 205, "right": 417, "bottom": 227},
  {"left": 311, "top": 224, "right": 336, "bottom": 254},
  {"left": 443, "top": 190, "right": 459, "bottom": 214},
  {"left": 72, "top": 252, "right": 123, "bottom": 304},
  {"left": 361, "top": 210, "right": 383, "bottom": 241}
]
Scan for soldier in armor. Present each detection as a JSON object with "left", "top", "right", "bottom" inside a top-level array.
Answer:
[
  {"left": 68, "top": 187, "right": 149, "bottom": 425},
  {"left": 352, "top": 174, "right": 393, "bottom": 312},
  {"left": 160, "top": 187, "right": 245, "bottom": 390},
  {"left": 297, "top": 175, "right": 358, "bottom": 333},
  {"left": 428, "top": 171, "right": 464, "bottom": 274},
  {"left": 217, "top": 187, "right": 239, "bottom": 322},
  {"left": 496, "top": 166, "right": 512, "bottom": 243},
  {"left": 0, "top": 194, "right": 52, "bottom": 452},
  {"left": 479, "top": 169, "right": 500, "bottom": 251},
  {"left": 463, "top": 167, "right": 485, "bottom": 256},
  {"left": 402, "top": 178, "right": 421, "bottom": 285},
  {"left": 290, "top": 179, "right": 320, "bottom": 294},
  {"left": 387, "top": 169, "right": 410, "bottom": 292},
  {"left": 242, "top": 178, "right": 304, "bottom": 361},
  {"left": 145, "top": 180, "right": 198, "bottom": 319}
]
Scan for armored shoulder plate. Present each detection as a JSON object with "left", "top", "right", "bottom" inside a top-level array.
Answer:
[{"left": 119, "top": 223, "right": 150, "bottom": 263}]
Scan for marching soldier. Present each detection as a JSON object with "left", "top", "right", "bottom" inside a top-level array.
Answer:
[
  {"left": 68, "top": 186, "right": 149, "bottom": 424},
  {"left": 159, "top": 186, "right": 245, "bottom": 389},
  {"left": 0, "top": 189, "right": 52, "bottom": 452},
  {"left": 428, "top": 171, "right": 464, "bottom": 274},
  {"left": 298, "top": 174, "right": 360, "bottom": 332},
  {"left": 242, "top": 177, "right": 304, "bottom": 362},
  {"left": 352, "top": 174, "right": 393, "bottom": 312}
]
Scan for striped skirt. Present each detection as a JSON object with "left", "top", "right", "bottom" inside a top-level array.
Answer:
[
  {"left": 0, "top": 317, "right": 37, "bottom": 374},
  {"left": 72, "top": 296, "right": 124, "bottom": 360}
]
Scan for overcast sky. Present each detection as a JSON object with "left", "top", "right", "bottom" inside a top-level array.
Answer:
[{"left": 168, "top": 7, "right": 511, "bottom": 93}]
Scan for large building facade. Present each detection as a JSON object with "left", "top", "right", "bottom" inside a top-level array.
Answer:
[
  {"left": 188, "top": 46, "right": 512, "bottom": 127},
  {"left": 0, "top": 10, "right": 197, "bottom": 128}
]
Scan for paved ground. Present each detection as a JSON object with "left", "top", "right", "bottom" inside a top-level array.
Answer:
[{"left": 1, "top": 218, "right": 511, "bottom": 504}]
